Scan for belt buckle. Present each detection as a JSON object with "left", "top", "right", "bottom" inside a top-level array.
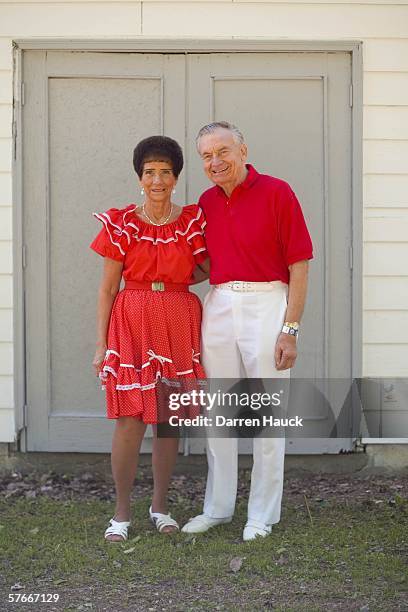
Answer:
[
  {"left": 241, "top": 281, "right": 253, "bottom": 292},
  {"left": 152, "top": 281, "right": 165, "bottom": 292},
  {"left": 232, "top": 281, "right": 248, "bottom": 292}
]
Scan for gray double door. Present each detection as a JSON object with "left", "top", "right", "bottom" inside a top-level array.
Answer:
[{"left": 22, "top": 50, "right": 353, "bottom": 453}]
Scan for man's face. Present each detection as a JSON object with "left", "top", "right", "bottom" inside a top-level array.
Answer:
[{"left": 197, "top": 128, "right": 248, "bottom": 189}]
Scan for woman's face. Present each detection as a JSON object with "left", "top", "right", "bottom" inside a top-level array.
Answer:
[{"left": 140, "top": 160, "right": 177, "bottom": 204}]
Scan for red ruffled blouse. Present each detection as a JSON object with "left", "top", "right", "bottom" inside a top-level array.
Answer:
[{"left": 90, "top": 203, "right": 207, "bottom": 282}]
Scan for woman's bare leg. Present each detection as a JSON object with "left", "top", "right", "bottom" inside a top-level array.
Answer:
[
  {"left": 151, "top": 430, "right": 179, "bottom": 533},
  {"left": 107, "top": 416, "right": 146, "bottom": 541}
]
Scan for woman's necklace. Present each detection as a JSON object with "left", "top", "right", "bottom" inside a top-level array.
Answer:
[{"left": 142, "top": 202, "right": 173, "bottom": 226}]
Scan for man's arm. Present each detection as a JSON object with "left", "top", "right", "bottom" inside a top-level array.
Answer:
[{"left": 274, "top": 259, "right": 309, "bottom": 371}]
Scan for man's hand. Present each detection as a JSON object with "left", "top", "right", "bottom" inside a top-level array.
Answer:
[{"left": 274, "top": 333, "right": 297, "bottom": 371}]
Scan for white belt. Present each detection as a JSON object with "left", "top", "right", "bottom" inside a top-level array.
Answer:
[{"left": 214, "top": 280, "right": 286, "bottom": 292}]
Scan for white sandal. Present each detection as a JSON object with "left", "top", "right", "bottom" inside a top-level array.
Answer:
[
  {"left": 149, "top": 506, "right": 179, "bottom": 533},
  {"left": 104, "top": 517, "right": 131, "bottom": 542}
]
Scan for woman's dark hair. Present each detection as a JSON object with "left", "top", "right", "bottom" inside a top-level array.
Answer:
[{"left": 133, "top": 136, "right": 184, "bottom": 179}]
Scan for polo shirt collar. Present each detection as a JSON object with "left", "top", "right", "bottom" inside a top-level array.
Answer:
[
  {"left": 240, "top": 164, "right": 259, "bottom": 189},
  {"left": 216, "top": 164, "right": 259, "bottom": 197}
]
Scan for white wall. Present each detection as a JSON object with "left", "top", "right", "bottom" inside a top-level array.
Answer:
[{"left": 0, "top": 0, "right": 407, "bottom": 441}]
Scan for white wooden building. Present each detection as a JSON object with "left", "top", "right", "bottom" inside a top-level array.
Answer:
[{"left": 0, "top": 0, "right": 407, "bottom": 455}]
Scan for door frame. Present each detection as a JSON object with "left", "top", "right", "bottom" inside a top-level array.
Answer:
[{"left": 12, "top": 39, "right": 363, "bottom": 451}]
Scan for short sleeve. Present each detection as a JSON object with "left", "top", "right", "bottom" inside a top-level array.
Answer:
[
  {"left": 89, "top": 207, "right": 132, "bottom": 262},
  {"left": 186, "top": 205, "right": 208, "bottom": 265},
  {"left": 275, "top": 183, "right": 313, "bottom": 266}
]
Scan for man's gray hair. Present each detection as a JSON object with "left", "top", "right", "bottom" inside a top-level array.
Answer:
[{"left": 196, "top": 121, "right": 245, "bottom": 147}]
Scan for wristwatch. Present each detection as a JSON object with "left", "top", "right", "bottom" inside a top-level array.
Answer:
[{"left": 281, "top": 321, "right": 299, "bottom": 338}]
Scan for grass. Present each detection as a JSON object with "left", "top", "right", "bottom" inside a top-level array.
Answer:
[{"left": 0, "top": 495, "right": 407, "bottom": 611}]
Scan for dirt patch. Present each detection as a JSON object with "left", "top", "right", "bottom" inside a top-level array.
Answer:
[{"left": 1, "top": 469, "right": 407, "bottom": 508}]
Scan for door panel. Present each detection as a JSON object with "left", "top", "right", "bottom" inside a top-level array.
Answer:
[
  {"left": 23, "top": 51, "right": 185, "bottom": 451},
  {"left": 186, "top": 53, "right": 352, "bottom": 453}
]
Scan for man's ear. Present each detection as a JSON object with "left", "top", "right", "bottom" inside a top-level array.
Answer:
[{"left": 240, "top": 143, "right": 248, "bottom": 161}]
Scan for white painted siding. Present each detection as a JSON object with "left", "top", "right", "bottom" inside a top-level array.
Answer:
[
  {"left": 364, "top": 278, "right": 408, "bottom": 310},
  {"left": 0, "top": 342, "right": 13, "bottom": 376},
  {"left": 0, "top": 0, "right": 407, "bottom": 441},
  {"left": 362, "top": 35, "right": 408, "bottom": 377},
  {"left": 364, "top": 175, "right": 408, "bottom": 207},
  {"left": 0, "top": 409, "right": 15, "bottom": 440},
  {"left": 364, "top": 108, "right": 408, "bottom": 140},
  {"left": 0, "top": 309, "right": 12, "bottom": 342},
  {"left": 0, "top": 4, "right": 142, "bottom": 37}
]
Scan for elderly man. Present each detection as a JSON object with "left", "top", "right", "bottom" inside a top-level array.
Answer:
[{"left": 182, "top": 121, "right": 313, "bottom": 541}]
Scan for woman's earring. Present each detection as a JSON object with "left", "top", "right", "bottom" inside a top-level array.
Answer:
[
  {"left": 140, "top": 188, "right": 145, "bottom": 196},
  {"left": 172, "top": 188, "right": 176, "bottom": 195}
]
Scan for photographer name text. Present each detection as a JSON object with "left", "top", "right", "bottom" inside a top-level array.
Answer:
[{"left": 168, "top": 415, "right": 303, "bottom": 428}]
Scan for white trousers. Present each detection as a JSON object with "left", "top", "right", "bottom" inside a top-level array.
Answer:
[{"left": 201, "top": 282, "right": 289, "bottom": 527}]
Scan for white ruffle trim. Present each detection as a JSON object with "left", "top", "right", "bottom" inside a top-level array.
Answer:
[
  {"left": 99, "top": 348, "right": 203, "bottom": 392},
  {"left": 93, "top": 206, "right": 207, "bottom": 254},
  {"left": 93, "top": 212, "right": 130, "bottom": 256},
  {"left": 101, "top": 373, "right": 206, "bottom": 392}
]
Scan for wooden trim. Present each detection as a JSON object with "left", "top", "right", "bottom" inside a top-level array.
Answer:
[
  {"left": 13, "top": 39, "right": 363, "bottom": 52},
  {"left": 351, "top": 42, "right": 364, "bottom": 378}
]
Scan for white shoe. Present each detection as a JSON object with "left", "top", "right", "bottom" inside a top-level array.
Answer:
[
  {"left": 149, "top": 506, "right": 179, "bottom": 534},
  {"left": 243, "top": 521, "right": 272, "bottom": 542},
  {"left": 181, "top": 513, "right": 232, "bottom": 534},
  {"left": 104, "top": 517, "right": 131, "bottom": 542}
]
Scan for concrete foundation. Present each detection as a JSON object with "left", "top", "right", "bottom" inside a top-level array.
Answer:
[
  {"left": 364, "top": 444, "right": 408, "bottom": 473},
  {"left": 0, "top": 442, "right": 407, "bottom": 477}
]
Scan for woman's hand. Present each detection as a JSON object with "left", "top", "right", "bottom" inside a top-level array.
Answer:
[
  {"left": 191, "top": 258, "right": 210, "bottom": 284},
  {"left": 93, "top": 345, "right": 107, "bottom": 377}
]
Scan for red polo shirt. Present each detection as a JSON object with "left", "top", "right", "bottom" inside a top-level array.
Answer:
[{"left": 198, "top": 164, "right": 313, "bottom": 285}]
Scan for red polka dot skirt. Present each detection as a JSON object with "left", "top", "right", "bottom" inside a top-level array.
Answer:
[{"left": 99, "top": 288, "right": 206, "bottom": 423}]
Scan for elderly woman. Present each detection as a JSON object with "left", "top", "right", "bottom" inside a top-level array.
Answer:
[{"left": 90, "top": 136, "right": 207, "bottom": 542}]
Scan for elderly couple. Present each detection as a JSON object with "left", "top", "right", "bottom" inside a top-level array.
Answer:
[{"left": 90, "top": 121, "right": 313, "bottom": 543}]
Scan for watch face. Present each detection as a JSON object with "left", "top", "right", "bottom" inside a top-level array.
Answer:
[{"left": 282, "top": 325, "right": 298, "bottom": 336}]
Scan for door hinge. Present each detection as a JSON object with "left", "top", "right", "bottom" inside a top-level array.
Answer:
[
  {"left": 353, "top": 435, "right": 366, "bottom": 453},
  {"left": 349, "top": 83, "right": 353, "bottom": 108},
  {"left": 349, "top": 245, "right": 353, "bottom": 270},
  {"left": 22, "top": 244, "right": 27, "bottom": 269},
  {"left": 21, "top": 82, "right": 25, "bottom": 106}
]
